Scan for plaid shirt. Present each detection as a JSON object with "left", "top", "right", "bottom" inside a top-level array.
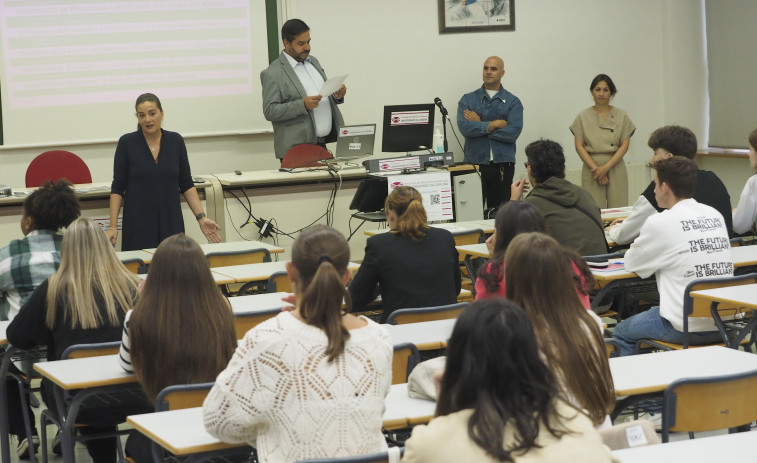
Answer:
[{"left": 0, "top": 230, "right": 63, "bottom": 321}]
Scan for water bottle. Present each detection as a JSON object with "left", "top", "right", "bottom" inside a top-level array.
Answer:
[{"left": 433, "top": 124, "right": 444, "bottom": 153}]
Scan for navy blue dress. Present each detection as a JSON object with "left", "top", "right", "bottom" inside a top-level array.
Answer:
[{"left": 111, "top": 129, "right": 194, "bottom": 251}]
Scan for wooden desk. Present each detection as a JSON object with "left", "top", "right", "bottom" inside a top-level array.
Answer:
[
  {"left": 138, "top": 270, "right": 235, "bottom": 286},
  {"left": 689, "top": 283, "right": 757, "bottom": 348},
  {"left": 611, "top": 431, "right": 755, "bottom": 462},
  {"left": 382, "top": 319, "right": 455, "bottom": 351},
  {"left": 127, "top": 383, "right": 435, "bottom": 458},
  {"left": 609, "top": 346, "right": 757, "bottom": 396},
  {"left": 732, "top": 244, "right": 757, "bottom": 268},
  {"left": 364, "top": 220, "right": 494, "bottom": 237},
  {"left": 34, "top": 355, "right": 139, "bottom": 462},
  {"left": 212, "top": 261, "right": 360, "bottom": 285},
  {"left": 601, "top": 206, "right": 632, "bottom": 223},
  {"left": 0, "top": 320, "right": 8, "bottom": 345},
  {"left": 116, "top": 250, "right": 154, "bottom": 265},
  {"left": 142, "top": 240, "right": 285, "bottom": 257},
  {"left": 456, "top": 243, "right": 489, "bottom": 259}
]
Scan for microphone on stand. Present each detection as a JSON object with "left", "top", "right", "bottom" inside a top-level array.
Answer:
[{"left": 434, "top": 97, "right": 449, "bottom": 119}]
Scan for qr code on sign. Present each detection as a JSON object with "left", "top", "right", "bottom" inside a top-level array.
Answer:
[{"left": 430, "top": 194, "right": 440, "bottom": 205}]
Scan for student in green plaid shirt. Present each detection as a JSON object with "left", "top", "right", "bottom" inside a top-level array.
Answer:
[{"left": 0, "top": 179, "right": 79, "bottom": 458}]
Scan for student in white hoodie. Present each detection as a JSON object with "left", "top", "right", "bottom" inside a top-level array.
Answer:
[{"left": 613, "top": 157, "right": 733, "bottom": 356}]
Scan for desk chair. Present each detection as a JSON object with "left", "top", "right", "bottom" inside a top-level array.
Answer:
[
  {"left": 25, "top": 150, "right": 92, "bottom": 187},
  {"left": 604, "top": 338, "right": 621, "bottom": 358},
  {"left": 40, "top": 342, "right": 126, "bottom": 463},
  {"left": 385, "top": 302, "right": 468, "bottom": 325},
  {"left": 120, "top": 258, "right": 145, "bottom": 275},
  {"left": 636, "top": 273, "right": 757, "bottom": 353},
  {"left": 661, "top": 369, "right": 757, "bottom": 442},
  {"left": 450, "top": 229, "right": 485, "bottom": 290},
  {"left": 297, "top": 447, "right": 404, "bottom": 463},
  {"left": 0, "top": 345, "right": 47, "bottom": 463},
  {"left": 392, "top": 343, "right": 420, "bottom": 385},
  {"left": 234, "top": 307, "right": 281, "bottom": 339},
  {"left": 267, "top": 271, "right": 292, "bottom": 293}
]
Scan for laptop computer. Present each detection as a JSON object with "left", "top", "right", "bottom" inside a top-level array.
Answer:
[{"left": 334, "top": 124, "right": 376, "bottom": 159}]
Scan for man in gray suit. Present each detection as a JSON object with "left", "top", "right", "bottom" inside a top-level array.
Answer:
[{"left": 261, "top": 18, "right": 347, "bottom": 160}]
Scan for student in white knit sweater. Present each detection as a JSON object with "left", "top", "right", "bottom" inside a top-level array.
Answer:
[
  {"left": 613, "top": 157, "right": 732, "bottom": 356},
  {"left": 203, "top": 225, "right": 393, "bottom": 463}
]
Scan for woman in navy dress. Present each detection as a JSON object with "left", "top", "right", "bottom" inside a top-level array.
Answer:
[{"left": 107, "top": 93, "right": 221, "bottom": 251}]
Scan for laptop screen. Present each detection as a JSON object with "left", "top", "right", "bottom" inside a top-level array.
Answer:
[{"left": 335, "top": 124, "right": 376, "bottom": 159}]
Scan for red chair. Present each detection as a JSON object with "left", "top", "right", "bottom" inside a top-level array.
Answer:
[
  {"left": 281, "top": 144, "right": 333, "bottom": 169},
  {"left": 25, "top": 150, "right": 92, "bottom": 187}
]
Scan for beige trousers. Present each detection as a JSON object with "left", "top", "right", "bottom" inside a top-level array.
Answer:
[{"left": 581, "top": 153, "right": 628, "bottom": 208}]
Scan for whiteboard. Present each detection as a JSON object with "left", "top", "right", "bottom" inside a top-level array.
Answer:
[{"left": 0, "top": 0, "right": 272, "bottom": 147}]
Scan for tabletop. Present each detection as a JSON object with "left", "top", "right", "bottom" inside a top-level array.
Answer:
[
  {"left": 127, "top": 383, "right": 436, "bottom": 456},
  {"left": 33, "top": 354, "right": 134, "bottom": 390},
  {"left": 365, "top": 220, "right": 494, "bottom": 237},
  {"left": 611, "top": 431, "right": 755, "bottom": 462},
  {"left": 690, "top": 283, "right": 757, "bottom": 307},
  {"left": 456, "top": 243, "right": 489, "bottom": 259},
  {"left": 213, "top": 261, "right": 360, "bottom": 284},
  {"left": 142, "top": 240, "right": 284, "bottom": 256},
  {"left": 116, "top": 250, "right": 154, "bottom": 265},
  {"left": 382, "top": 319, "right": 456, "bottom": 350},
  {"left": 0, "top": 320, "right": 8, "bottom": 345},
  {"left": 138, "top": 270, "right": 235, "bottom": 285},
  {"left": 608, "top": 346, "right": 757, "bottom": 396},
  {"left": 229, "top": 292, "right": 290, "bottom": 314},
  {"left": 731, "top": 245, "right": 757, "bottom": 268}
]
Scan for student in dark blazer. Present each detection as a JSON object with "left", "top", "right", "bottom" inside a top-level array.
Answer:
[
  {"left": 260, "top": 18, "right": 346, "bottom": 160},
  {"left": 349, "top": 186, "right": 461, "bottom": 322}
]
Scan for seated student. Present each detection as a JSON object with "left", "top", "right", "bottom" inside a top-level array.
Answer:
[
  {"left": 475, "top": 201, "right": 592, "bottom": 308},
  {"left": 0, "top": 180, "right": 80, "bottom": 458},
  {"left": 732, "top": 127, "right": 757, "bottom": 234},
  {"left": 348, "top": 186, "right": 461, "bottom": 322},
  {"left": 608, "top": 125, "right": 732, "bottom": 244},
  {"left": 118, "top": 233, "right": 237, "bottom": 463},
  {"left": 505, "top": 232, "right": 614, "bottom": 427},
  {"left": 402, "top": 299, "right": 616, "bottom": 463},
  {"left": 7, "top": 218, "right": 149, "bottom": 463},
  {"left": 613, "top": 157, "right": 732, "bottom": 356},
  {"left": 203, "top": 226, "right": 393, "bottom": 462},
  {"left": 511, "top": 139, "right": 607, "bottom": 256},
  {"left": 0, "top": 179, "right": 80, "bottom": 321}
]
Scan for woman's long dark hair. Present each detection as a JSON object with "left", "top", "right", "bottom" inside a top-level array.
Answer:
[
  {"left": 436, "top": 299, "right": 569, "bottom": 461},
  {"left": 130, "top": 234, "right": 236, "bottom": 401},
  {"left": 477, "top": 202, "right": 545, "bottom": 294}
]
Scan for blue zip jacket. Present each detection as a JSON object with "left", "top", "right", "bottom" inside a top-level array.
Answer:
[{"left": 457, "top": 85, "right": 524, "bottom": 164}]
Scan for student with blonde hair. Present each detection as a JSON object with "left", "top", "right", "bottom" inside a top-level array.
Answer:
[
  {"left": 119, "top": 233, "right": 237, "bottom": 462},
  {"left": 504, "top": 232, "right": 614, "bottom": 427},
  {"left": 204, "top": 225, "right": 392, "bottom": 462},
  {"left": 349, "top": 186, "right": 461, "bottom": 322},
  {"left": 7, "top": 218, "right": 146, "bottom": 463}
]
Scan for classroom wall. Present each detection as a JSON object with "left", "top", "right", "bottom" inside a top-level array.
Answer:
[{"left": 3, "top": 0, "right": 745, "bottom": 246}]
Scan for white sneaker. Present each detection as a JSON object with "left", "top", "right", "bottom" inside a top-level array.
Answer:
[{"left": 16, "top": 435, "right": 40, "bottom": 459}]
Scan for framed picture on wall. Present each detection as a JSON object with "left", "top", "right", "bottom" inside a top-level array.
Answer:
[{"left": 438, "top": 0, "right": 515, "bottom": 33}]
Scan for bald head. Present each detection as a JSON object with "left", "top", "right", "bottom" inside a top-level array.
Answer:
[{"left": 483, "top": 56, "right": 505, "bottom": 90}]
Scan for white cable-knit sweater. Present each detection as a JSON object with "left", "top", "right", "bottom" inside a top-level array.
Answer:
[{"left": 203, "top": 311, "right": 393, "bottom": 463}]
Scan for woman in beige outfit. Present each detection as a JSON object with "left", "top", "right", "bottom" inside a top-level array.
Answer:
[{"left": 570, "top": 74, "right": 635, "bottom": 208}]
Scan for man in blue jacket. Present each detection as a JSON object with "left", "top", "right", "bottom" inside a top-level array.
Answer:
[{"left": 457, "top": 56, "right": 524, "bottom": 214}]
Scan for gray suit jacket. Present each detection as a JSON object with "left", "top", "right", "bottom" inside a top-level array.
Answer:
[{"left": 260, "top": 51, "right": 345, "bottom": 159}]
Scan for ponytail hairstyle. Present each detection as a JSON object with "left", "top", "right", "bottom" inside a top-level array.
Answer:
[
  {"left": 385, "top": 186, "right": 428, "bottom": 241},
  {"left": 291, "top": 225, "right": 351, "bottom": 362}
]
